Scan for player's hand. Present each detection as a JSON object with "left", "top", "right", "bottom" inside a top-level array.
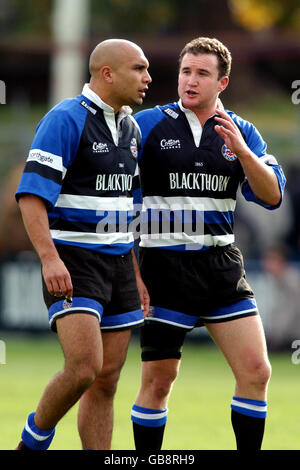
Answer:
[
  {"left": 214, "top": 109, "right": 249, "bottom": 159},
  {"left": 136, "top": 276, "right": 150, "bottom": 317},
  {"left": 42, "top": 257, "right": 73, "bottom": 300}
]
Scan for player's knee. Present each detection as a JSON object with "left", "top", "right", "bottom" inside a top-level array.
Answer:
[
  {"left": 77, "top": 364, "right": 102, "bottom": 392},
  {"left": 237, "top": 356, "right": 271, "bottom": 391},
  {"left": 93, "top": 366, "right": 122, "bottom": 399},
  {"left": 250, "top": 355, "right": 271, "bottom": 382},
  {"left": 146, "top": 370, "right": 178, "bottom": 401},
  {"left": 252, "top": 359, "right": 272, "bottom": 388},
  {"left": 66, "top": 358, "right": 103, "bottom": 393}
]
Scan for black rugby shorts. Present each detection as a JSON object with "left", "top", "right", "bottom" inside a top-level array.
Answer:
[
  {"left": 139, "top": 244, "right": 258, "bottom": 361},
  {"left": 42, "top": 244, "right": 143, "bottom": 332}
]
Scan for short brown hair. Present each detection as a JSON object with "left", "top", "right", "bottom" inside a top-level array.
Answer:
[{"left": 179, "top": 37, "right": 232, "bottom": 78}]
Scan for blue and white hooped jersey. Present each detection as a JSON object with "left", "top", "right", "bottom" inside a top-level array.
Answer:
[
  {"left": 16, "top": 85, "right": 141, "bottom": 255},
  {"left": 134, "top": 100, "right": 286, "bottom": 251}
]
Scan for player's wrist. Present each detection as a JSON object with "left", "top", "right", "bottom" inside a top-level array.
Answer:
[
  {"left": 39, "top": 247, "right": 60, "bottom": 265},
  {"left": 235, "top": 147, "right": 254, "bottom": 162}
]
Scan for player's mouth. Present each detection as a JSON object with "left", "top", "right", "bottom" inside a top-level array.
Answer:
[
  {"left": 138, "top": 87, "right": 148, "bottom": 98},
  {"left": 185, "top": 89, "right": 198, "bottom": 97}
]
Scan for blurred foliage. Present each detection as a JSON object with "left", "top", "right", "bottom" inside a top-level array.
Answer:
[
  {"left": 0, "top": 0, "right": 214, "bottom": 37},
  {"left": 0, "top": 0, "right": 52, "bottom": 38},
  {"left": 1, "top": 0, "right": 300, "bottom": 37},
  {"left": 229, "top": 0, "right": 300, "bottom": 32},
  {"left": 90, "top": 0, "right": 177, "bottom": 34},
  {"left": 89, "top": 0, "right": 233, "bottom": 34},
  {"left": 1, "top": 0, "right": 300, "bottom": 38}
]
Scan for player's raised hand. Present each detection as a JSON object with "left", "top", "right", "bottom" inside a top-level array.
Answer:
[{"left": 214, "top": 109, "right": 250, "bottom": 159}]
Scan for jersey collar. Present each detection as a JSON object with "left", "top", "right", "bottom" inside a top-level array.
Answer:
[
  {"left": 82, "top": 84, "right": 133, "bottom": 146},
  {"left": 82, "top": 83, "right": 133, "bottom": 118},
  {"left": 178, "top": 99, "right": 219, "bottom": 148},
  {"left": 178, "top": 98, "right": 217, "bottom": 119},
  {"left": 178, "top": 99, "right": 203, "bottom": 147}
]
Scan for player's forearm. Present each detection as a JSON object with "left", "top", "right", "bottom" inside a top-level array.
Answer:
[
  {"left": 131, "top": 248, "right": 142, "bottom": 279},
  {"left": 19, "top": 194, "right": 73, "bottom": 298},
  {"left": 131, "top": 248, "right": 150, "bottom": 316},
  {"left": 238, "top": 150, "right": 281, "bottom": 206},
  {"left": 18, "top": 194, "right": 59, "bottom": 263}
]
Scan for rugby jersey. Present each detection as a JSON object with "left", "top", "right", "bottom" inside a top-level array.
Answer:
[
  {"left": 134, "top": 100, "right": 286, "bottom": 251},
  {"left": 16, "top": 84, "right": 141, "bottom": 255}
]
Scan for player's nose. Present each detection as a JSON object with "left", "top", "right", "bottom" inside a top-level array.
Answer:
[{"left": 144, "top": 70, "right": 152, "bottom": 84}]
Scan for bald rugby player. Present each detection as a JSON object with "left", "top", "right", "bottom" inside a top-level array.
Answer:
[{"left": 15, "top": 39, "right": 151, "bottom": 450}]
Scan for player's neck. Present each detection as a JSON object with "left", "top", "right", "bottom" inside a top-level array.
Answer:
[
  {"left": 184, "top": 101, "right": 217, "bottom": 127},
  {"left": 193, "top": 107, "right": 217, "bottom": 127},
  {"left": 88, "top": 81, "right": 120, "bottom": 114}
]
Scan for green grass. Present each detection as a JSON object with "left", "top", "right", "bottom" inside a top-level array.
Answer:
[{"left": 0, "top": 333, "right": 299, "bottom": 450}]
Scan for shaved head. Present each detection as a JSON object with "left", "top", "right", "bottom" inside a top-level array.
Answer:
[
  {"left": 87, "top": 38, "right": 151, "bottom": 112},
  {"left": 89, "top": 39, "right": 144, "bottom": 76}
]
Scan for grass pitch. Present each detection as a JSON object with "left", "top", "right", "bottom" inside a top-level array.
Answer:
[{"left": 0, "top": 332, "right": 299, "bottom": 450}]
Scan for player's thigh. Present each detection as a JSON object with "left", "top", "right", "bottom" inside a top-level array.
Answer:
[
  {"left": 101, "top": 329, "right": 132, "bottom": 375},
  {"left": 205, "top": 315, "right": 269, "bottom": 377},
  {"left": 80, "top": 330, "right": 132, "bottom": 399},
  {"left": 57, "top": 313, "right": 103, "bottom": 370}
]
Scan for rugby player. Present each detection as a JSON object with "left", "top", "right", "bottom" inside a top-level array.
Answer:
[
  {"left": 15, "top": 39, "right": 151, "bottom": 450},
  {"left": 130, "top": 37, "right": 286, "bottom": 451}
]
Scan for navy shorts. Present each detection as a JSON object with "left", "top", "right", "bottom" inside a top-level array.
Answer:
[
  {"left": 139, "top": 244, "right": 258, "bottom": 361},
  {"left": 42, "top": 244, "right": 143, "bottom": 332}
]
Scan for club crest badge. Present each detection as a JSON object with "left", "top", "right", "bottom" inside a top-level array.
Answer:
[
  {"left": 146, "top": 306, "right": 155, "bottom": 318},
  {"left": 63, "top": 298, "right": 73, "bottom": 309},
  {"left": 221, "top": 144, "right": 237, "bottom": 161},
  {"left": 130, "top": 138, "right": 138, "bottom": 158}
]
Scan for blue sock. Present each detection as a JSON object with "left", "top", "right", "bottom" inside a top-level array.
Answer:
[
  {"left": 21, "top": 412, "right": 56, "bottom": 450},
  {"left": 231, "top": 396, "right": 267, "bottom": 418},
  {"left": 131, "top": 404, "right": 168, "bottom": 427}
]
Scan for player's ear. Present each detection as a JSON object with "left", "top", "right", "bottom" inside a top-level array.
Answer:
[
  {"left": 218, "top": 76, "right": 229, "bottom": 93},
  {"left": 101, "top": 65, "right": 113, "bottom": 84}
]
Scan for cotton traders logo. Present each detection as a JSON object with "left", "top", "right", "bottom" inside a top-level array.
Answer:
[
  {"left": 160, "top": 138, "right": 181, "bottom": 150},
  {"left": 130, "top": 138, "right": 138, "bottom": 158},
  {"left": 221, "top": 144, "right": 237, "bottom": 161},
  {"left": 93, "top": 142, "right": 109, "bottom": 153}
]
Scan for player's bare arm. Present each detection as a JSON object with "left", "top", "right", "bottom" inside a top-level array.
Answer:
[
  {"left": 131, "top": 248, "right": 150, "bottom": 316},
  {"left": 18, "top": 194, "right": 73, "bottom": 299},
  {"left": 214, "top": 109, "right": 281, "bottom": 206}
]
